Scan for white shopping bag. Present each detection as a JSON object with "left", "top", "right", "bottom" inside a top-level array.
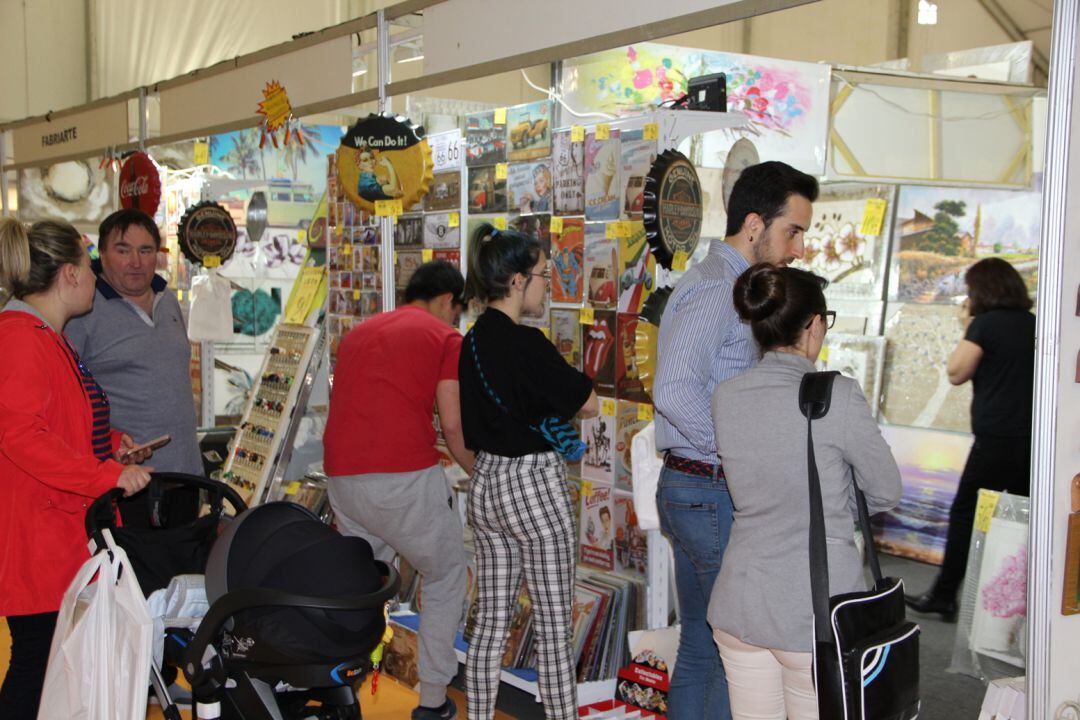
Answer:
[
  {"left": 630, "top": 422, "right": 663, "bottom": 531},
  {"left": 37, "top": 531, "right": 155, "bottom": 720},
  {"left": 188, "top": 271, "right": 234, "bottom": 342}
]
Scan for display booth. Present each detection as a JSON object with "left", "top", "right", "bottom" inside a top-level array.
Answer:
[{"left": 2, "top": 0, "right": 1078, "bottom": 715}]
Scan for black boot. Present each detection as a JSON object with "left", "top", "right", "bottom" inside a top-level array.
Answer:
[{"left": 904, "top": 591, "right": 958, "bottom": 622}]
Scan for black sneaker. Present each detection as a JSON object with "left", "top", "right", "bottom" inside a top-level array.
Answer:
[
  {"left": 412, "top": 698, "right": 458, "bottom": 720},
  {"left": 905, "top": 592, "right": 958, "bottom": 623}
]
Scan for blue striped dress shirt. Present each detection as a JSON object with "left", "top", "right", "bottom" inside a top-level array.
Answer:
[{"left": 654, "top": 240, "right": 758, "bottom": 462}]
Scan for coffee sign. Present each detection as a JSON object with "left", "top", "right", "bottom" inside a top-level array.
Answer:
[
  {"left": 643, "top": 149, "right": 702, "bottom": 269},
  {"left": 118, "top": 152, "right": 162, "bottom": 216},
  {"left": 178, "top": 201, "right": 237, "bottom": 267}
]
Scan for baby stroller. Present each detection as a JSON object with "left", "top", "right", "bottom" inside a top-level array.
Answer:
[{"left": 86, "top": 473, "right": 400, "bottom": 720}]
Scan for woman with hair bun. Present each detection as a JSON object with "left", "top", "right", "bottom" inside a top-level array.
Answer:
[
  {"left": 706, "top": 263, "right": 902, "bottom": 720},
  {"left": 0, "top": 218, "right": 153, "bottom": 719},
  {"left": 458, "top": 223, "right": 598, "bottom": 720}
]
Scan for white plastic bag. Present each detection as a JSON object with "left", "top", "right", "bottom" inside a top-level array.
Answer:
[
  {"left": 37, "top": 531, "right": 154, "bottom": 720},
  {"left": 188, "top": 271, "right": 234, "bottom": 342},
  {"left": 631, "top": 422, "right": 663, "bottom": 531}
]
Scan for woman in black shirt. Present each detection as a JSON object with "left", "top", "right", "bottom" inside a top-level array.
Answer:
[
  {"left": 459, "top": 223, "right": 597, "bottom": 720},
  {"left": 906, "top": 258, "right": 1035, "bottom": 621}
]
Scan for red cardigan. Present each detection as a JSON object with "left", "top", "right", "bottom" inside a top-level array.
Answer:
[{"left": 0, "top": 310, "right": 125, "bottom": 616}]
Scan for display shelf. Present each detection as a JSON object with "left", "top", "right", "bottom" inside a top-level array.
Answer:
[{"left": 220, "top": 324, "right": 322, "bottom": 505}]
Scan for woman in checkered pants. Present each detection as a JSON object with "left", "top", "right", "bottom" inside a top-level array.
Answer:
[{"left": 458, "top": 223, "right": 598, "bottom": 720}]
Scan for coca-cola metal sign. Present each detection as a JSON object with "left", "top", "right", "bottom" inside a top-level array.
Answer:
[{"left": 118, "top": 151, "right": 162, "bottom": 215}]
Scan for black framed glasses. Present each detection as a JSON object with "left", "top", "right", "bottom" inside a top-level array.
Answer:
[
  {"left": 530, "top": 270, "right": 551, "bottom": 282},
  {"left": 806, "top": 311, "right": 836, "bottom": 330}
]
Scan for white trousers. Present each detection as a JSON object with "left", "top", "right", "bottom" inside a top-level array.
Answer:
[{"left": 712, "top": 629, "right": 819, "bottom": 720}]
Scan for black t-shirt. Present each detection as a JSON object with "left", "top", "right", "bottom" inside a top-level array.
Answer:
[
  {"left": 965, "top": 308, "right": 1036, "bottom": 437},
  {"left": 460, "top": 307, "right": 594, "bottom": 457}
]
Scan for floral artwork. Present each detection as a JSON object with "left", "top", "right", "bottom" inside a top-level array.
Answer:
[
  {"left": 880, "top": 303, "right": 972, "bottom": 433},
  {"left": 970, "top": 518, "right": 1028, "bottom": 667},
  {"left": 889, "top": 185, "right": 1042, "bottom": 304},
  {"left": 562, "top": 42, "right": 830, "bottom": 175},
  {"left": 793, "top": 184, "right": 895, "bottom": 300},
  {"left": 816, "top": 333, "right": 886, "bottom": 417}
]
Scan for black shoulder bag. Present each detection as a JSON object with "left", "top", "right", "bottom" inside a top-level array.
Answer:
[{"left": 800, "top": 371, "right": 920, "bottom": 720}]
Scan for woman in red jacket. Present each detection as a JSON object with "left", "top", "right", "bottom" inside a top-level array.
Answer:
[{"left": 0, "top": 217, "right": 154, "bottom": 719}]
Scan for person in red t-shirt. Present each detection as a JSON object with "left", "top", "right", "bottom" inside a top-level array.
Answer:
[{"left": 324, "top": 260, "right": 473, "bottom": 720}]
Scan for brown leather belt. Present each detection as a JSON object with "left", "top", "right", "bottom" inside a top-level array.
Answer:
[{"left": 663, "top": 453, "right": 724, "bottom": 479}]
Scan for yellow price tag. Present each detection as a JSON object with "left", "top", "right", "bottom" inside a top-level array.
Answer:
[
  {"left": 595, "top": 124, "right": 611, "bottom": 141},
  {"left": 285, "top": 481, "right": 301, "bottom": 496},
  {"left": 353, "top": 289, "right": 361, "bottom": 300},
  {"left": 341, "top": 242, "right": 352, "bottom": 256},
  {"left": 601, "top": 398, "right": 616, "bottom": 416},
  {"left": 334, "top": 223, "right": 344, "bottom": 237},
  {"left": 637, "top": 403, "right": 654, "bottom": 421},
  {"left": 298, "top": 229, "right": 307, "bottom": 244},
  {"left": 606, "top": 221, "right": 629, "bottom": 239},
  {"left": 375, "top": 199, "right": 403, "bottom": 217},
  {"left": 974, "top": 490, "right": 1002, "bottom": 533},
  {"left": 643, "top": 122, "right": 660, "bottom": 140},
  {"left": 203, "top": 254, "right": 221, "bottom": 268},
  {"left": 860, "top": 198, "right": 888, "bottom": 237},
  {"left": 495, "top": 163, "right": 508, "bottom": 180},
  {"left": 193, "top": 141, "right": 209, "bottom": 166},
  {"left": 393, "top": 251, "right": 398, "bottom": 264},
  {"left": 176, "top": 289, "right": 184, "bottom": 302},
  {"left": 494, "top": 107, "right": 507, "bottom": 125},
  {"left": 493, "top": 216, "right": 507, "bottom": 230},
  {"left": 422, "top": 248, "right": 434, "bottom": 262},
  {"left": 579, "top": 307, "right": 595, "bottom": 324},
  {"left": 672, "top": 250, "right": 689, "bottom": 272},
  {"left": 448, "top": 212, "right": 460, "bottom": 228},
  {"left": 818, "top": 345, "right": 830, "bottom": 364},
  {"left": 550, "top": 216, "right": 564, "bottom": 234},
  {"left": 570, "top": 126, "right": 585, "bottom": 142},
  {"left": 466, "top": 321, "right": 475, "bottom": 332},
  {"left": 581, "top": 480, "right": 593, "bottom": 497}
]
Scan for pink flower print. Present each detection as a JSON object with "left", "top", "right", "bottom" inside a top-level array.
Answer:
[
  {"left": 981, "top": 545, "right": 1027, "bottom": 619},
  {"left": 633, "top": 69, "right": 653, "bottom": 90},
  {"left": 627, "top": 46, "right": 638, "bottom": 63}
]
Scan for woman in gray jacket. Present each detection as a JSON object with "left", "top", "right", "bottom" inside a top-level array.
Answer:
[{"left": 708, "top": 263, "right": 902, "bottom": 720}]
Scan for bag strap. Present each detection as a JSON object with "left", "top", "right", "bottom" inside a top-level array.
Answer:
[{"left": 799, "top": 371, "right": 884, "bottom": 645}]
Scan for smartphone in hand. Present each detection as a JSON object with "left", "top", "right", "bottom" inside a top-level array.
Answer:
[{"left": 120, "top": 434, "right": 171, "bottom": 459}]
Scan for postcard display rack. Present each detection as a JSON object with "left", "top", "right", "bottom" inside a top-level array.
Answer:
[
  {"left": 221, "top": 324, "right": 324, "bottom": 506},
  {"left": 382, "top": 105, "right": 748, "bottom": 702}
]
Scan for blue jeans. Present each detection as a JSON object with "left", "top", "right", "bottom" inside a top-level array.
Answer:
[{"left": 657, "top": 465, "right": 734, "bottom": 720}]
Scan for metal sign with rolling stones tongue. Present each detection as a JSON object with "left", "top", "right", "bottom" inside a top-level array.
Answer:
[
  {"left": 178, "top": 201, "right": 238, "bottom": 267},
  {"left": 643, "top": 149, "right": 703, "bottom": 270},
  {"left": 336, "top": 112, "right": 433, "bottom": 213},
  {"left": 118, "top": 151, "right": 162, "bottom": 216}
]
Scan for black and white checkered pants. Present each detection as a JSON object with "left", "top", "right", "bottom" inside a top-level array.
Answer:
[{"left": 465, "top": 450, "right": 577, "bottom": 720}]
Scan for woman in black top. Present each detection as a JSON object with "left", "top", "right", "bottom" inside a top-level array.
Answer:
[
  {"left": 459, "top": 224, "right": 597, "bottom": 720},
  {"left": 906, "top": 258, "right": 1035, "bottom": 621}
]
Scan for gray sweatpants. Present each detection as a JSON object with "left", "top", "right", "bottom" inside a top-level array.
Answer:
[{"left": 328, "top": 464, "right": 466, "bottom": 708}]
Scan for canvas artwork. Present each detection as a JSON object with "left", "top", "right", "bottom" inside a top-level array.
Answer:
[
  {"left": 584, "top": 130, "right": 622, "bottom": 221},
  {"left": 506, "top": 160, "right": 553, "bottom": 214},
  {"left": 584, "top": 224, "right": 619, "bottom": 309},
  {"left": 616, "top": 314, "right": 651, "bottom": 404},
  {"left": 872, "top": 424, "right": 969, "bottom": 565},
  {"left": 615, "top": 400, "right": 650, "bottom": 491},
  {"left": 551, "top": 308, "right": 583, "bottom": 370},
  {"left": 553, "top": 130, "right": 586, "bottom": 216},
  {"left": 970, "top": 517, "right": 1028, "bottom": 667},
  {"left": 817, "top": 333, "right": 887, "bottom": 417},
  {"left": 18, "top": 161, "right": 116, "bottom": 225},
  {"left": 880, "top": 303, "right": 972, "bottom": 433},
  {"left": 582, "top": 408, "right": 616, "bottom": 487},
  {"left": 394, "top": 215, "right": 424, "bottom": 246},
  {"left": 619, "top": 130, "right": 656, "bottom": 220},
  {"left": 583, "top": 481, "right": 617, "bottom": 569},
  {"left": 468, "top": 165, "right": 508, "bottom": 213},
  {"left": 423, "top": 213, "right": 460, "bottom": 249},
  {"left": 614, "top": 494, "right": 648, "bottom": 577},
  {"left": 506, "top": 100, "right": 554, "bottom": 162},
  {"left": 584, "top": 311, "right": 618, "bottom": 395},
  {"left": 890, "top": 185, "right": 1041, "bottom": 303},
  {"left": 551, "top": 218, "right": 586, "bottom": 303},
  {"left": 561, "top": 42, "right": 830, "bottom": 175},
  {"left": 465, "top": 111, "right": 507, "bottom": 167},
  {"left": 792, "top": 183, "right": 896, "bottom": 300},
  {"left": 618, "top": 222, "right": 656, "bottom": 314},
  {"left": 424, "top": 171, "right": 461, "bottom": 212}
]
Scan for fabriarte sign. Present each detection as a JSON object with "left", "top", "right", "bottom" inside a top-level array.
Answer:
[{"left": 11, "top": 101, "right": 130, "bottom": 164}]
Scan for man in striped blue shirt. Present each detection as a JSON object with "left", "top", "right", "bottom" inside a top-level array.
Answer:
[{"left": 653, "top": 161, "right": 818, "bottom": 720}]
